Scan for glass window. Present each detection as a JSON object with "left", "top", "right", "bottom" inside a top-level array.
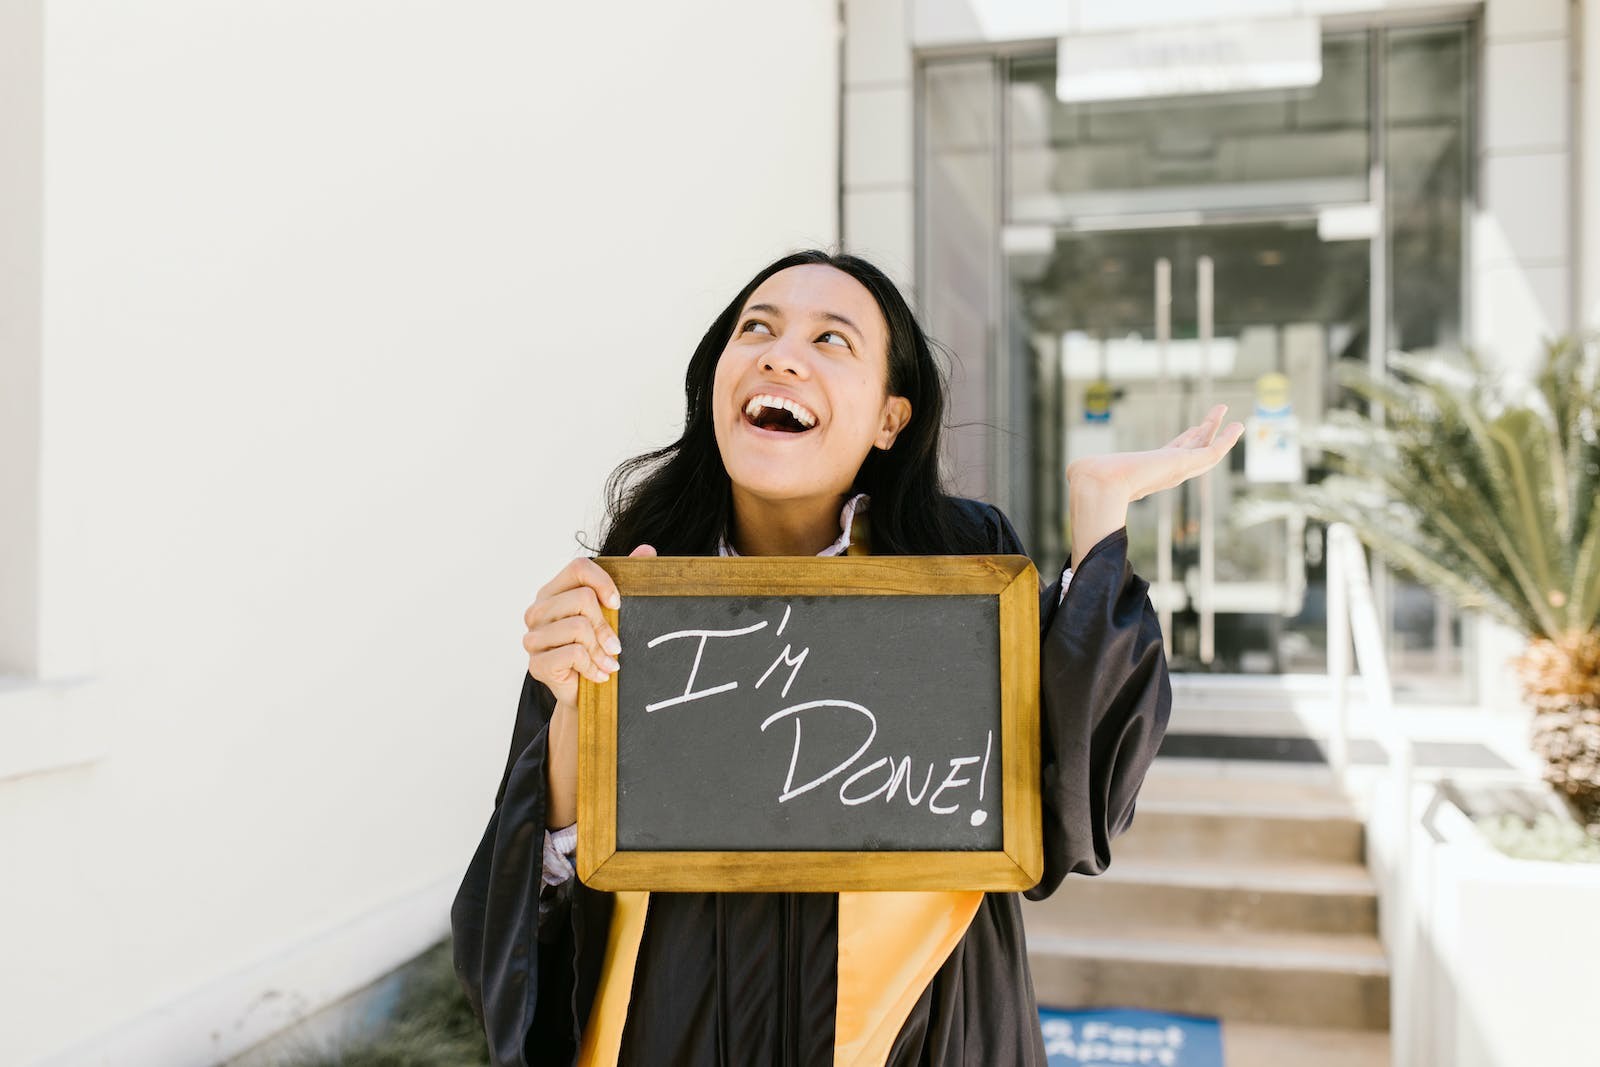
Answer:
[
  {"left": 1386, "top": 24, "right": 1471, "bottom": 355},
  {"left": 1379, "top": 24, "right": 1473, "bottom": 692},
  {"left": 1007, "top": 34, "right": 1371, "bottom": 223}
]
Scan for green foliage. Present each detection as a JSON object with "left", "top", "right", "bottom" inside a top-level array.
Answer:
[
  {"left": 269, "top": 940, "right": 489, "bottom": 1067},
  {"left": 1475, "top": 811, "right": 1600, "bottom": 863},
  {"left": 1232, "top": 336, "right": 1600, "bottom": 643}
]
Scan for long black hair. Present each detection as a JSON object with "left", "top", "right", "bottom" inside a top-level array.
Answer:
[{"left": 594, "top": 248, "right": 969, "bottom": 557}]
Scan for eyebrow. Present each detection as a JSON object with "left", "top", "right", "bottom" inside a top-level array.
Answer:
[{"left": 743, "top": 302, "right": 864, "bottom": 340}]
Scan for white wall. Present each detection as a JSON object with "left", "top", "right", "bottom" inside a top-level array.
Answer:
[
  {"left": 0, "top": 0, "right": 43, "bottom": 677},
  {"left": 0, "top": 3, "right": 839, "bottom": 1064},
  {"left": 1473, "top": 0, "right": 1577, "bottom": 381},
  {"left": 843, "top": 0, "right": 915, "bottom": 295}
]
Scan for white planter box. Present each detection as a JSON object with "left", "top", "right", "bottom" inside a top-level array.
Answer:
[{"left": 1400, "top": 783, "right": 1600, "bottom": 1067}]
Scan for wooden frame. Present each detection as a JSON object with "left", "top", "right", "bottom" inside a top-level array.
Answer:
[{"left": 576, "top": 555, "right": 1041, "bottom": 892}]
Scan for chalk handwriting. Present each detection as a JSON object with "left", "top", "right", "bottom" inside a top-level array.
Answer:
[
  {"left": 760, "top": 699, "right": 877, "bottom": 801},
  {"left": 755, "top": 643, "right": 809, "bottom": 698},
  {"left": 642, "top": 603, "right": 995, "bottom": 826},
  {"left": 643, "top": 620, "right": 768, "bottom": 713}
]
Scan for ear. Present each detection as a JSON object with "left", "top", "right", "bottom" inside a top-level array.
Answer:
[{"left": 874, "top": 396, "right": 912, "bottom": 450}]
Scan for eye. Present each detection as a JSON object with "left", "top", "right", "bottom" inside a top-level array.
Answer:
[
  {"left": 740, "top": 319, "right": 772, "bottom": 336},
  {"left": 819, "top": 330, "right": 851, "bottom": 349}
]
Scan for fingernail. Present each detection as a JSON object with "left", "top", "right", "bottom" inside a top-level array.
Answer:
[
  {"left": 603, "top": 633, "right": 621, "bottom": 656},
  {"left": 602, "top": 655, "right": 620, "bottom": 672},
  {"left": 606, "top": 592, "right": 621, "bottom": 609}
]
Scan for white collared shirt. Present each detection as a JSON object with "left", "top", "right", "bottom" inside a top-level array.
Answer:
[{"left": 716, "top": 490, "right": 872, "bottom": 558}]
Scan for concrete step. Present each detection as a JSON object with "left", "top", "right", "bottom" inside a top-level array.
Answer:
[
  {"left": 1221, "top": 1021, "right": 1391, "bottom": 1067},
  {"left": 1135, "top": 762, "right": 1357, "bottom": 808},
  {"left": 1114, "top": 766, "right": 1367, "bottom": 864},
  {"left": 1034, "top": 856, "right": 1380, "bottom": 936},
  {"left": 1114, "top": 802, "right": 1366, "bottom": 864},
  {"left": 1025, "top": 919, "right": 1391, "bottom": 1031}
]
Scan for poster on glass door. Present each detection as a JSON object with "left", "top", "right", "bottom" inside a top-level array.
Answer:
[{"left": 1245, "top": 372, "right": 1303, "bottom": 483}]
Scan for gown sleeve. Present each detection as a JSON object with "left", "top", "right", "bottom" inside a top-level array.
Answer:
[
  {"left": 450, "top": 670, "right": 585, "bottom": 1066},
  {"left": 983, "top": 504, "right": 1172, "bottom": 900}
]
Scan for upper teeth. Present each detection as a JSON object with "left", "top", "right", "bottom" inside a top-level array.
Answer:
[{"left": 744, "top": 393, "right": 817, "bottom": 429}]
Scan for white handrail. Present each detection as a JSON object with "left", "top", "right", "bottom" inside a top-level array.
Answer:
[{"left": 1326, "top": 522, "right": 1415, "bottom": 1067}]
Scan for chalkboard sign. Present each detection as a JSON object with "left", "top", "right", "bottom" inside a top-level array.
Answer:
[{"left": 576, "top": 555, "right": 1041, "bottom": 892}]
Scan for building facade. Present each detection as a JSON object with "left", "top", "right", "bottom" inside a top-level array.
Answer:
[{"left": 843, "top": 0, "right": 1600, "bottom": 707}]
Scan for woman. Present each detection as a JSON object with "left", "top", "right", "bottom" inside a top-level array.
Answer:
[{"left": 451, "top": 249, "right": 1243, "bottom": 1066}]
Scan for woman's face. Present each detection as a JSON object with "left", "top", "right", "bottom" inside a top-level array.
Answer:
[{"left": 712, "top": 264, "right": 911, "bottom": 504}]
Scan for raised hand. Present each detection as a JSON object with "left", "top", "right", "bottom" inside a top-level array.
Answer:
[
  {"left": 1066, "top": 403, "right": 1244, "bottom": 503},
  {"left": 1062, "top": 404, "right": 1244, "bottom": 570}
]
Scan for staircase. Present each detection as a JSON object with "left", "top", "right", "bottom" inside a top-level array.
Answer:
[{"left": 1023, "top": 762, "right": 1392, "bottom": 1066}]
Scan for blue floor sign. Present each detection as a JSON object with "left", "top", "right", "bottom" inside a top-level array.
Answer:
[{"left": 1039, "top": 1007, "right": 1224, "bottom": 1066}]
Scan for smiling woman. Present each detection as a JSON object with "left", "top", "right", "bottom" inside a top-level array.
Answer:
[
  {"left": 449, "top": 249, "right": 1232, "bottom": 1066},
  {"left": 712, "top": 264, "right": 913, "bottom": 558},
  {"left": 583, "top": 252, "right": 964, "bottom": 568}
]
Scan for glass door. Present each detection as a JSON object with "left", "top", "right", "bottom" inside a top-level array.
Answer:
[
  {"left": 1011, "top": 218, "right": 1368, "bottom": 674},
  {"left": 920, "top": 22, "right": 1474, "bottom": 695}
]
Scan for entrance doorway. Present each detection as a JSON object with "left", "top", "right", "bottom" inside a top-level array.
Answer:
[
  {"left": 919, "top": 21, "right": 1474, "bottom": 698},
  {"left": 1012, "top": 218, "right": 1371, "bottom": 675}
]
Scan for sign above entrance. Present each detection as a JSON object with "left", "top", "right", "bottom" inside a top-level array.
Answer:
[{"left": 1056, "top": 16, "right": 1322, "bottom": 103}]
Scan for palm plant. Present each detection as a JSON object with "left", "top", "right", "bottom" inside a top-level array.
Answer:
[{"left": 1233, "top": 336, "right": 1600, "bottom": 829}]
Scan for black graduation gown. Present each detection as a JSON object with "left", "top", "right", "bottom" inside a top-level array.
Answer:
[{"left": 450, "top": 497, "right": 1172, "bottom": 1066}]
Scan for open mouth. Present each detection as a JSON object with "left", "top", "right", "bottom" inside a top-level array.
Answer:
[{"left": 742, "top": 393, "right": 819, "bottom": 435}]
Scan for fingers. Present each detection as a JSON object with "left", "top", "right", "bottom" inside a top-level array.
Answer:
[
  {"left": 523, "top": 545, "right": 658, "bottom": 696},
  {"left": 531, "top": 545, "right": 652, "bottom": 647},
  {"left": 1164, "top": 404, "right": 1233, "bottom": 450},
  {"left": 535, "top": 556, "right": 622, "bottom": 614},
  {"left": 526, "top": 590, "right": 621, "bottom": 659},
  {"left": 534, "top": 585, "right": 618, "bottom": 649},
  {"left": 531, "top": 547, "right": 654, "bottom": 617},
  {"left": 1164, "top": 426, "right": 1202, "bottom": 449},
  {"left": 1187, "top": 420, "right": 1244, "bottom": 477},
  {"left": 1197, "top": 404, "right": 1226, "bottom": 445},
  {"left": 1215, "top": 421, "right": 1245, "bottom": 452},
  {"left": 1204, "top": 409, "right": 1245, "bottom": 456},
  {"left": 531, "top": 642, "right": 611, "bottom": 687}
]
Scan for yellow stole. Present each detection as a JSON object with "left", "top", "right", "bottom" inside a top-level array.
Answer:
[{"left": 577, "top": 513, "right": 984, "bottom": 1066}]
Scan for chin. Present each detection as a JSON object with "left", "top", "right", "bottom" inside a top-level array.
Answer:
[
  {"left": 719, "top": 447, "right": 829, "bottom": 498},
  {"left": 726, "top": 466, "right": 825, "bottom": 503}
]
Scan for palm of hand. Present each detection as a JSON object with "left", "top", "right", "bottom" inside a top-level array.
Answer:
[{"left": 1066, "top": 403, "right": 1246, "bottom": 502}]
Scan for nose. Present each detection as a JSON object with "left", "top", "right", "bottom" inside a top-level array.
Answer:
[{"left": 761, "top": 333, "right": 811, "bottom": 377}]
